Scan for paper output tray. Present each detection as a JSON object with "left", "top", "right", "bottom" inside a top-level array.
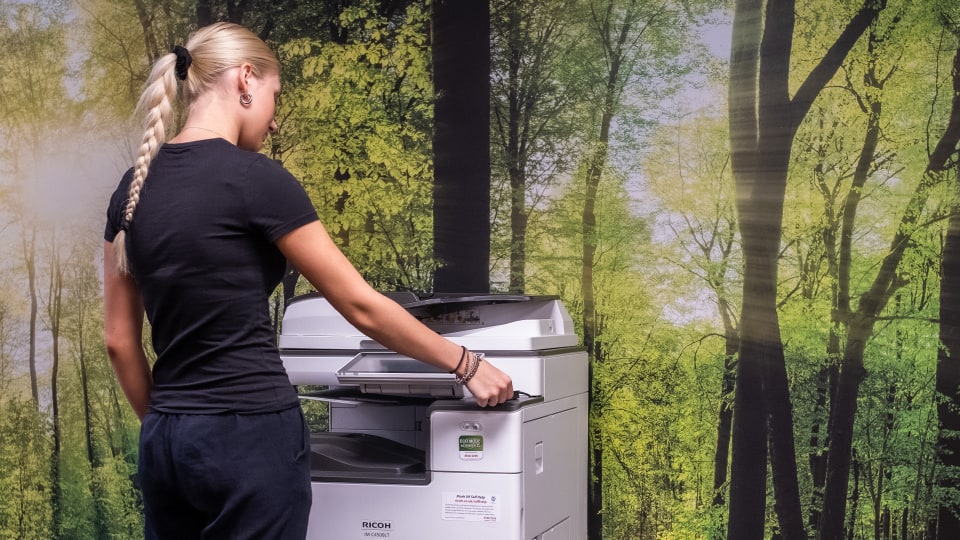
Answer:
[{"left": 310, "top": 432, "right": 427, "bottom": 485}]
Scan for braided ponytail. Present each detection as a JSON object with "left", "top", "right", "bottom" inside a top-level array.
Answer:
[
  {"left": 113, "top": 22, "right": 280, "bottom": 275},
  {"left": 113, "top": 53, "right": 177, "bottom": 274}
]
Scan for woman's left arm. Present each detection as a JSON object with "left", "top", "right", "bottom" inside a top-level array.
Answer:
[{"left": 103, "top": 241, "right": 152, "bottom": 420}]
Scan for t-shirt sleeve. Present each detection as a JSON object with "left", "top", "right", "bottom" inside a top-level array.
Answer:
[
  {"left": 243, "top": 157, "right": 319, "bottom": 243},
  {"left": 104, "top": 168, "right": 135, "bottom": 243}
]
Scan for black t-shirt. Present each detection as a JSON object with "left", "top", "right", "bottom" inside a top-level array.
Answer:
[{"left": 105, "top": 138, "right": 318, "bottom": 414}]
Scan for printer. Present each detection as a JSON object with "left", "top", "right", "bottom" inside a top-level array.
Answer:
[{"left": 278, "top": 293, "right": 588, "bottom": 540}]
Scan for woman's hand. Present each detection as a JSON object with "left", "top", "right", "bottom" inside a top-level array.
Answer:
[{"left": 464, "top": 355, "right": 514, "bottom": 407}]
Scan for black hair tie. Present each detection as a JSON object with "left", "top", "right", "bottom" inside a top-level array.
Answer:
[{"left": 172, "top": 45, "right": 192, "bottom": 81}]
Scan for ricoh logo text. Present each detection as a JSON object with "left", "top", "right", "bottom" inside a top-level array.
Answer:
[{"left": 361, "top": 520, "right": 393, "bottom": 538}]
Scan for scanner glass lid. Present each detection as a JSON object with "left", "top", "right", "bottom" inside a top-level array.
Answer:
[{"left": 337, "top": 352, "right": 456, "bottom": 384}]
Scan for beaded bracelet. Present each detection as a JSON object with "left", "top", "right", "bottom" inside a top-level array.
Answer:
[
  {"left": 454, "top": 353, "right": 472, "bottom": 384},
  {"left": 456, "top": 352, "right": 484, "bottom": 385}
]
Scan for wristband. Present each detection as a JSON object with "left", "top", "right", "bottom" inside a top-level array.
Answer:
[{"left": 449, "top": 345, "right": 468, "bottom": 374}]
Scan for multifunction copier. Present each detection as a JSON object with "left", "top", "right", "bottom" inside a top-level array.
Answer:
[{"left": 278, "top": 293, "right": 588, "bottom": 540}]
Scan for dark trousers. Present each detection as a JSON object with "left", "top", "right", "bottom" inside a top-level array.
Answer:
[{"left": 139, "top": 407, "right": 312, "bottom": 540}]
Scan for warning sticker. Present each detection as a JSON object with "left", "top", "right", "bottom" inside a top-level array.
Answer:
[
  {"left": 442, "top": 492, "right": 501, "bottom": 522},
  {"left": 459, "top": 435, "right": 483, "bottom": 460}
]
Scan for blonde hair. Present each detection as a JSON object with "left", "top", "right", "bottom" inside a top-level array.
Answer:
[{"left": 114, "top": 22, "right": 280, "bottom": 274}]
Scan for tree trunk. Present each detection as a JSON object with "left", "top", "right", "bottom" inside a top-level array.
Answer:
[
  {"left": 504, "top": 3, "right": 526, "bottom": 294},
  {"left": 431, "top": 0, "right": 491, "bottom": 293},
  {"left": 109, "top": 382, "right": 135, "bottom": 462},
  {"left": 508, "top": 164, "right": 527, "bottom": 293},
  {"left": 726, "top": 2, "right": 768, "bottom": 536},
  {"left": 807, "top": 18, "right": 888, "bottom": 529},
  {"left": 583, "top": 166, "right": 602, "bottom": 539},
  {"left": 728, "top": 261, "right": 774, "bottom": 540},
  {"left": 47, "top": 241, "right": 64, "bottom": 539},
  {"left": 935, "top": 191, "right": 960, "bottom": 538},
  {"left": 727, "top": 0, "right": 884, "bottom": 537},
  {"left": 900, "top": 508, "right": 907, "bottom": 540},
  {"left": 805, "top": 109, "right": 844, "bottom": 530},
  {"left": 934, "top": 37, "right": 960, "bottom": 536},
  {"left": 712, "top": 287, "right": 741, "bottom": 533},
  {"left": 814, "top": 26, "right": 885, "bottom": 530},
  {"left": 24, "top": 227, "right": 39, "bottom": 406},
  {"left": 808, "top": 362, "right": 836, "bottom": 531},
  {"left": 197, "top": 0, "right": 212, "bottom": 27},
  {"left": 712, "top": 347, "right": 736, "bottom": 509},
  {"left": 821, "top": 318, "right": 869, "bottom": 540},
  {"left": 133, "top": 0, "right": 160, "bottom": 63},
  {"left": 77, "top": 314, "right": 109, "bottom": 538},
  {"left": 821, "top": 39, "right": 960, "bottom": 540},
  {"left": 491, "top": 0, "right": 575, "bottom": 295},
  {"left": 881, "top": 507, "right": 890, "bottom": 540},
  {"left": 874, "top": 383, "right": 896, "bottom": 540},
  {"left": 582, "top": 106, "right": 611, "bottom": 540},
  {"left": 848, "top": 449, "right": 861, "bottom": 540},
  {"left": 728, "top": 0, "right": 801, "bottom": 535},
  {"left": 579, "top": 5, "right": 636, "bottom": 536}
]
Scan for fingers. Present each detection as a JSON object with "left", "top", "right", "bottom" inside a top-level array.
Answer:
[{"left": 466, "top": 360, "right": 514, "bottom": 407}]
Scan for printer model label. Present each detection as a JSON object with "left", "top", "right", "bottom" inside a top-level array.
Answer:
[
  {"left": 442, "top": 492, "right": 501, "bottom": 522},
  {"left": 459, "top": 435, "right": 484, "bottom": 460},
  {"left": 359, "top": 520, "right": 396, "bottom": 539}
]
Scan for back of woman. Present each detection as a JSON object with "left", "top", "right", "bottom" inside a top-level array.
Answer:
[
  {"left": 102, "top": 21, "right": 514, "bottom": 540},
  {"left": 106, "top": 136, "right": 318, "bottom": 413},
  {"left": 103, "top": 23, "right": 315, "bottom": 539}
]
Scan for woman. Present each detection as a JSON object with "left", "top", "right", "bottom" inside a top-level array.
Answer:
[{"left": 103, "top": 22, "right": 513, "bottom": 540}]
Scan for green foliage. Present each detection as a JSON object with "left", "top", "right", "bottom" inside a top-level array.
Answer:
[
  {"left": 3, "top": 0, "right": 960, "bottom": 538},
  {"left": 89, "top": 456, "right": 144, "bottom": 538},
  {"left": 0, "top": 398, "right": 53, "bottom": 539},
  {"left": 847, "top": 308, "right": 940, "bottom": 537},
  {"left": 529, "top": 161, "right": 709, "bottom": 538},
  {"left": 279, "top": 1, "right": 436, "bottom": 291},
  {"left": 297, "top": 385, "right": 330, "bottom": 433},
  {"left": 78, "top": 0, "right": 194, "bottom": 122},
  {"left": 488, "top": 0, "right": 591, "bottom": 291}
]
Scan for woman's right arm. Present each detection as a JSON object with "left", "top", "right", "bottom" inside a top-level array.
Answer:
[{"left": 103, "top": 241, "right": 152, "bottom": 420}]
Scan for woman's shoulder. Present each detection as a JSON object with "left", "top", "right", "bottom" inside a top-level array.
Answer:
[
  {"left": 108, "top": 167, "right": 136, "bottom": 205},
  {"left": 242, "top": 150, "right": 300, "bottom": 187},
  {"left": 244, "top": 149, "right": 290, "bottom": 173},
  {"left": 158, "top": 138, "right": 283, "bottom": 173}
]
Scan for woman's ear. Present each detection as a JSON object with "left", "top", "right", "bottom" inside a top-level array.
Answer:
[{"left": 237, "top": 63, "right": 254, "bottom": 94}]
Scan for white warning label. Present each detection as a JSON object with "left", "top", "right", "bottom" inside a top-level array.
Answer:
[{"left": 441, "top": 492, "right": 501, "bottom": 522}]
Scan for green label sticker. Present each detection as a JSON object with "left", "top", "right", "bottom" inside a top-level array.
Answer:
[{"left": 459, "top": 435, "right": 483, "bottom": 460}]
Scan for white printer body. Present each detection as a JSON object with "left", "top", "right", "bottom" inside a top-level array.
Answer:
[{"left": 278, "top": 293, "right": 588, "bottom": 540}]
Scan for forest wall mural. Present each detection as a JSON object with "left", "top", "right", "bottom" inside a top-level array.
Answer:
[{"left": 1, "top": 0, "right": 959, "bottom": 539}]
